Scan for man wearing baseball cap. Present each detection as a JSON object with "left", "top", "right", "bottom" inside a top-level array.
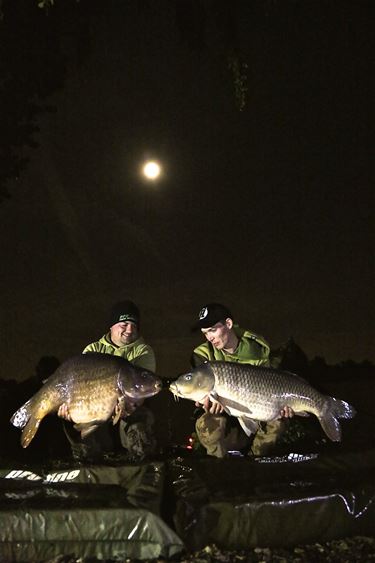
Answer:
[
  {"left": 191, "top": 303, "right": 293, "bottom": 458},
  {"left": 191, "top": 303, "right": 270, "bottom": 367}
]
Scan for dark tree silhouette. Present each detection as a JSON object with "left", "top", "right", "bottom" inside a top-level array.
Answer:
[
  {"left": 275, "top": 337, "right": 310, "bottom": 374},
  {"left": 0, "top": 0, "right": 68, "bottom": 201}
]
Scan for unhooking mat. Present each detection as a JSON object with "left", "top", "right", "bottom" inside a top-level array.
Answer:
[
  {"left": 0, "top": 461, "right": 184, "bottom": 561},
  {"left": 168, "top": 448, "right": 375, "bottom": 550}
]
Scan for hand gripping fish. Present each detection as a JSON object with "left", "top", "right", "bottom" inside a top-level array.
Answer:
[
  {"left": 11, "top": 353, "right": 162, "bottom": 448},
  {"left": 169, "top": 361, "right": 356, "bottom": 441}
]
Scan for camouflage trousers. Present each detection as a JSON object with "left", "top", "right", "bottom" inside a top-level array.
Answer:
[
  {"left": 119, "top": 406, "right": 157, "bottom": 461},
  {"left": 195, "top": 412, "right": 286, "bottom": 458},
  {"left": 63, "top": 406, "right": 157, "bottom": 462},
  {"left": 63, "top": 421, "right": 115, "bottom": 461}
]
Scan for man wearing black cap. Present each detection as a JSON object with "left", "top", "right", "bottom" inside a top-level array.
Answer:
[
  {"left": 59, "top": 300, "right": 157, "bottom": 461},
  {"left": 191, "top": 303, "right": 293, "bottom": 458},
  {"left": 192, "top": 303, "right": 270, "bottom": 367},
  {"left": 83, "top": 300, "right": 155, "bottom": 372}
]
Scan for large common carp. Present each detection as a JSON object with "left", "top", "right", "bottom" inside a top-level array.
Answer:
[
  {"left": 169, "top": 361, "right": 356, "bottom": 442},
  {"left": 11, "top": 353, "right": 162, "bottom": 448}
]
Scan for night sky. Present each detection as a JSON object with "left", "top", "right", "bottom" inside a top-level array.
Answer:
[{"left": 0, "top": 1, "right": 373, "bottom": 382}]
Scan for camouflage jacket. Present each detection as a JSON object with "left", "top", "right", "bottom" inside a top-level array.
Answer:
[
  {"left": 83, "top": 334, "right": 156, "bottom": 372},
  {"left": 191, "top": 326, "right": 270, "bottom": 368},
  {"left": 118, "top": 406, "right": 156, "bottom": 460}
]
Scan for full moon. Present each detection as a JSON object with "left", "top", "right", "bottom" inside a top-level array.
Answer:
[{"left": 143, "top": 161, "right": 161, "bottom": 180}]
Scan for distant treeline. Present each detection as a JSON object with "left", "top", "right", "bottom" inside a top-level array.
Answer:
[{"left": 272, "top": 337, "right": 374, "bottom": 381}]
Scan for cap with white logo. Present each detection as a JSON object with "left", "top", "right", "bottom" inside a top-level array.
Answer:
[{"left": 192, "top": 303, "right": 233, "bottom": 331}]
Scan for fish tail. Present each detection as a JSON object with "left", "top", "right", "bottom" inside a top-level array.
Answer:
[
  {"left": 10, "top": 397, "right": 47, "bottom": 448},
  {"left": 10, "top": 399, "right": 33, "bottom": 429},
  {"left": 318, "top": 412, "right": 342, "bottom": 442},
  {"left": 318, "top": 397, "right": 356, "bottom": 442},
  {"left": 330, "top": 397, "right": 356, "bottom": 419},
  {"left": 21, "top": 417, "right": 41, "bottom": 448}
]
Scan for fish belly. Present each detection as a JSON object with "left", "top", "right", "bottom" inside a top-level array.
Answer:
[
  {"left": 66, "top": 384, "right": 119, "bottom": 424},
  {"left": 244, "top": 399, "right": 281, "bottom": 421},
  {"left": 220, "top": 391, "right": 282, "bottom": 421}
]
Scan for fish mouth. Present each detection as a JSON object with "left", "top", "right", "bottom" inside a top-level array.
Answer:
[
  {"left": 126, "top": 380, "right": 162, "bottom": 399},
  {"left": 169, "top": 383, "right": 178, "bottom": 396},
  {"left": 169, "top": 383, "right": 207, "bottom": 403},
  {"left": 169, "top": 383, "right": 184, "bottom": 400}
]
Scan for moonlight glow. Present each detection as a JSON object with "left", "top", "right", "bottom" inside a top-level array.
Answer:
[{"left": 143, "top": 161, "right": 161, "bottom": 180}]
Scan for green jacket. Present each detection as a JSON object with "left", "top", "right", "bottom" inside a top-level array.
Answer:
[
  {"left": 83, "top": 333, "right": 156, "bottom": 372},
  {"left": 191, "top": 326, "right": 270, "bottom": 368}
]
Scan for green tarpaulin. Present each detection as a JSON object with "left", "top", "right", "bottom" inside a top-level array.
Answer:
[
  {"left": 168, "top": 448, "right": 375, "bottom": 550},
  {"left": 1, "top": 448, "right": 375, "bottom": 559},
  {"left": 0, "top": 461, "right": 184, "bottom": 561}
]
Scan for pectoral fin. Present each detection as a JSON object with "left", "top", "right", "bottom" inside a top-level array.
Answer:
[
  {"left": 112, "top": 397, "right": 126, "bottom": 425},
  {"left": 74, "top": 422, "right": 101, "bottom": 439},
  {"left": 209, "top": 392, "right": 253, "bottom": 417},
  {"left": 209, "top": 391, "right": 220, "bottom": 403},
  {"left": 238, "top": 417, "right": 259, "bottom": 437},
  {"left": 208, "top": 391, "right": 230, "bottom": 413}
]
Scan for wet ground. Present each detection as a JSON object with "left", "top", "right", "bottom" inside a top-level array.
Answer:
[
  {"left": 40, "top": 536, "right": 375, "bottom": 562},
  {"left": 172, "top": 537, "right": 375, "bottom": 562}
]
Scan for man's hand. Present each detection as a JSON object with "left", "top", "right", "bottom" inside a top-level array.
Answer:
[
  {"left": 279, "top": 406, "right": 294, "bottom": 418},
  {"left": 57, "top": 403, "right": 72, "bottom": 421},
  {"left": 195, "top": 396, "right": 224, "bottom": 415},
  {"left": 194, "top": 397, "right": 293, "bottom": 418}
]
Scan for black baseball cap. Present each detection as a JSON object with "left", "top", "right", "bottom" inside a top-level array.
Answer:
[
  {"left": 109, "top": 300, "right": 140, "bottom": 328},
  {"left": 192, "top": 303, "right": 233, "bottom": 331}
]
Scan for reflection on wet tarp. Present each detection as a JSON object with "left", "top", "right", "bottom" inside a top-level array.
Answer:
[
  {"left": 0, "top": 461, "right": 184, "bottom": 561},
  {"left": 168, "top": 448, "right": 375, "bottom": 550}
]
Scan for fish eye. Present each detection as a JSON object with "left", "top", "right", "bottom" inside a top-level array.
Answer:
[{"left": 184, "top": 374, "right": 192, "bottom": 381}]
